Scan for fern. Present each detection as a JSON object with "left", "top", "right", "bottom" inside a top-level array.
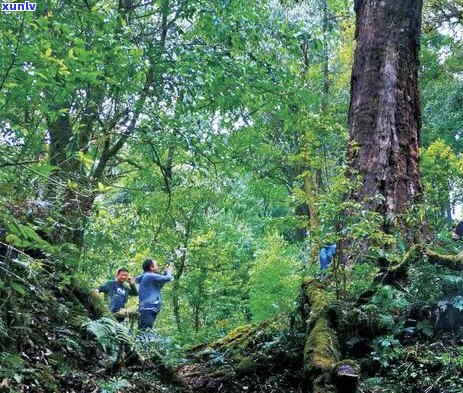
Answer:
[
  {"left": 99, "top": 377, "right": 131, "bottom": 393},
  {"left": 437, "top": 296, "right": 463, "bottom": 312},
  {"left": 0, "top": 352, "right": 24, "bottom": 379},
  {"left": 442, "top": 275, "right": 463, "bottom": 285},
  {"left": 451, "top": 296, "right": 463, "bottom": 311},
  {"left": 83, "top": 317, "right": 134, "bottom": 360}
]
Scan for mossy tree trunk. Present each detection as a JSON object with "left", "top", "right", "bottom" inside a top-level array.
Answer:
[{"left": 301, "top": 1, "right": 425, "bottom": 390}]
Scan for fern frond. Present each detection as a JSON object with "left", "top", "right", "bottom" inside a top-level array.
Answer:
[{"left": 83, "top": 317, "right": 134, "bottom": 354}]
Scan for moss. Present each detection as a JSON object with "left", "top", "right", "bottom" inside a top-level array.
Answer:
[
  {"left": 214, "top": 324, "right": 254, "bottom": 348},
  {"left": 390, "top": 244, "right": 421, "bottom": 272},
  {"left": 304, "top": 281, "right": 334, "bottom": 326},
  {"left": 304, "top": 317, "right": 340, "bottom": 372},
  {"left": 424, "top": 248, "right": 463, "bottom": 270},
  {"left": 234, "top": 356, "right": 256, "bottom": 376},
  {"left": 189, "top": 324, "right": 256, "bottom": 361},
  {"left": 193, "top": 318, "right": 286, "bottom": 358},
  {"left": 335, "top": 358, "right": 360, "bottom": 369},
  {"left": 388, "top": 244, "right": 463, "bottom": 274},
  {"left": 66, "top": 279, "right": 107, "bottom": 320},
  {"left": 301, "top": 276, "right": 342, "bottom": 393}
]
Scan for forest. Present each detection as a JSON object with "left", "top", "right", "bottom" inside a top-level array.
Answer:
[{"left": 1, "top": 0, "right": 463, "bottom": 392}]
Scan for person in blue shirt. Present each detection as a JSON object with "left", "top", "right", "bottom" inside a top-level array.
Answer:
[
  {"left": 136, "top": 258, "right": 174, "bottom": 330},
  {"left": 98, "top": 267, "right": 138, "bottom": 316},
  {"left": 319, "top": 244, "right": 337, "bottom": 272}
]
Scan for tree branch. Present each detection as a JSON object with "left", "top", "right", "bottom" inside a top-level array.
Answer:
[{"left": 0, "top": 14, "right": 25, "bottom": 93}]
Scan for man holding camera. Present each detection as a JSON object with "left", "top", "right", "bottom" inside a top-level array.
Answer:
[
  {"left": 98, "top": 267, "right": 138, "bottom": 317},
  {"left": 135, "top": 258, "right": 174, "bottom": 330}
]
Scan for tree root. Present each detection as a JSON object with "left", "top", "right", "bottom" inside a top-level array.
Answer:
[
  {"left": 376, "top": 244, "right": 463, "bottom": 285},
  {"left": 423, "top": 247, "right": 463, "bottom": 270}
]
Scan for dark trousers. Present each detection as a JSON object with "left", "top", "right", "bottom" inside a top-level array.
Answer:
[{"left": 139, "top": 309, "right": 158, "bottom": 330}]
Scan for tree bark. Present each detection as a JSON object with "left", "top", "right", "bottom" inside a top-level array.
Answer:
[
  {"left": 348, "top": 0, "right": 424, "bottom": 219},
  {"left": 48, "top": 112, "right": 79, "bottom": 173}
]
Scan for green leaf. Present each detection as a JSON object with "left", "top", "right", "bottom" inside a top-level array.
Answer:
[
  {"left": 416, "top": 320, "right": 434, "bottom": 337},
  {"left": 11, "top": 282, "right": 26, "bottom": 296}
]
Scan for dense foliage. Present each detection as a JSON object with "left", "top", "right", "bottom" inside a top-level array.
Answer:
[{"left": 2, "top": 0, "right": 463, "bottom": 392}]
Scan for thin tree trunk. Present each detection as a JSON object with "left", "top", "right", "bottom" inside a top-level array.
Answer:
[
  {"left": 303, "top": 168, "right": 319, "bottom": 230},
  {"left": 171, "top": 244, "right": 187, "bottom": 332},
  {"left": 320, "top": 0, "right": 329, "bottom": 114},
  {"left": 172, "top": 279, "right": 182, "bottom": 332}
]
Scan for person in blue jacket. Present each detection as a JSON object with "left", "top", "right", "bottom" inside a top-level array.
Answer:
[
  {"left": 319, "top": 243, "right": 337, "bottom": 272},
  {"left": 136, "top": 258, "right": 174, "bottom": 330},
  {"left": 98, "top": 267, "right": 137, "bottom": 315}
]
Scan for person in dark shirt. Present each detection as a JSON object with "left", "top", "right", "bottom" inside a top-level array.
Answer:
[
  {"left": 135, "top": 258, "right": 173, "bottom": 330},
  {"left": 98, "top": 267, "right": 138, "bottom": 315},
  {"left": 452, "top": 221, "right": 463, "bottom": 240}
]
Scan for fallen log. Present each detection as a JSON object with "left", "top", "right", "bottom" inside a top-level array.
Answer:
[{"left": 301, "top": 277, "right": 360, "bottom": 393}]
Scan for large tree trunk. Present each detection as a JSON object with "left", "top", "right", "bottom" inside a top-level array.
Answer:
[
  {"left": 348, "top": 0, "right": 424, "bottom": 219},
  {"left": 307, "top": 2, "right": 425, "bottom": 387}
]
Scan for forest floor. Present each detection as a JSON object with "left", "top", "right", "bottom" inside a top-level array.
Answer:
[
  {"left": 3, "top": 210, "right": 463, "bottom": 392},
  {"left": 2, "top": 265, "right": 463, "bottom": 393}
]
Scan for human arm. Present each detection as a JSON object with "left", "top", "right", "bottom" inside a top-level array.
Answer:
[
  {"left": 127, "top": 276, "right": 138, "bottom": 295},
  {"left": 98, "top": 281, "right": 109, "bottom": 293},
  {"left": 144, "top": 272, "right": 173, "bottom": 283}
]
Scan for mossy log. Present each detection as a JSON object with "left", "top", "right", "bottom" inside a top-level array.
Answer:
[
  {"left": 180, "top": 317, "right": 304, "bottom": 392},
  {"left": 301, "top": 278, "right": 360, "bottom": 393},
  {"left": 302, "top": 278, "right": 340, "bottom": 392},
  {"left": 187, "top": 324, "right": 255, "bottom": 360},
  {"left": 304, "top": 317, "right": 339, "bottom": 372},
  {"left": 187, "top": 320, "right": 283, "bottom": 359},
  {"left": 208, "top": 324, "right": 255, "bottom": 350},
  {"left": 302, "top": 278, "right": 339, "bottom": 369},
  {"left": 113, "top": 308, "right": 139, "bottom": 321}
]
